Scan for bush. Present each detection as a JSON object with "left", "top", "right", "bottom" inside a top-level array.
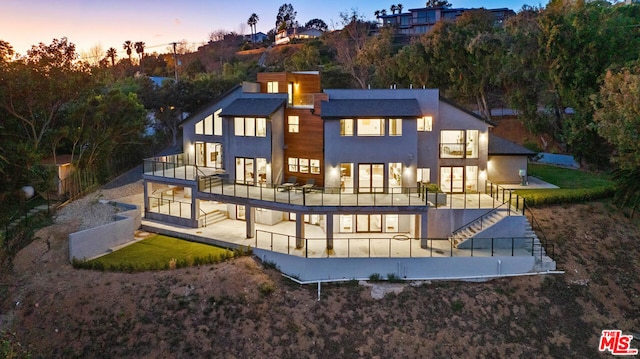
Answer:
[
  {"left": 518, "top": 187, "right": 615, "bottom": 207},
  {"left": 387, "top": 273, "right": 402, "bottom": 283},
  {"left": 369, "top": 273, "right": 382, "bottom": 281}
]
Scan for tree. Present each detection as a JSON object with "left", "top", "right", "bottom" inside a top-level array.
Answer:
[
  {"left": 390, "top": 5, "right": 398, "bottom": 15},
  {"left": 247, "top": 13, "right": 259, "bottom": 42},
  {"left": 305, "top": 18, "right": 328, "bottom": 32},
  {"left": 374, "top": 10, "right": 381, "bottom": 19},
  {"left": 123, "top": 40, "right": 133, "bottom": 62},
  {"left": 134, "top": 41, "right": 145, "bottom": 72},
  {"left": 0, "top": 38, "right": 93, "bottom": 151},
  {"left": 0, "top": 40, "right": 13, "bottom": 62},
  {"left": 106, "top": 47, "right": 117, "bottom": 67},
  {"left": 425, "top": 0, "right": 451, "bottom": 7},
  {"left": 276, "top": 3, "right": 296, "bottom": 31},
  {"left": 397, "top": 4, "right": 404, "bottom": 13}
]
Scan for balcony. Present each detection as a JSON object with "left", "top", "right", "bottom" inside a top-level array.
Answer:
[{"left": 289, "top": 93, "right": 314, "bottom": 108}]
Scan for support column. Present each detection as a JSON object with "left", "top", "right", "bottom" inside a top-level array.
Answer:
[
  {"left": 295, "top": 214, "right": 305, "bottom": 249},
  {"left": 326, "top": 214, "right": 334, "bottom": 250},
  {"left": 420, "top": 213, "right": 429, "bottom": 249},
  {"left": 245, "top": 205, "right": 255, "bottom": 239},
  {"left": 187, "top": 186, "right": 198, "bottom": 227},
  {"left": 143, "top": 181, "right": 149, "bottom": 216}
]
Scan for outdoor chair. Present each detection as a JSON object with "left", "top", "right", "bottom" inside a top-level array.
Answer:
[
  {"left": 280, "top": 176, "right": 297, "bottom": 191},
  {"left": 300, "top": 179, "right": 316, "bottom": 193}
]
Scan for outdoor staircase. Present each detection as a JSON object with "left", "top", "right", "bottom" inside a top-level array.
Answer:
[
  {"left": 450, "top": 210, "right": 508, "bottom": 247},
  {"left": 201, "top": 210, "right": 226, "bottom": 227},
  {"left": 527, "top": 222, "right": 556, "bottom": 271}
]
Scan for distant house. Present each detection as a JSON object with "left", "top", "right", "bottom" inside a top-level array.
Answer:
[
  {"left": 275, "top": 27, "right": 323, "bottom": 45},
  {"left": 380, "top": 6, "right": 515, "bottom": 36},
  {"left": 245, "top": 32, "right": 268, "bottom": 43}
]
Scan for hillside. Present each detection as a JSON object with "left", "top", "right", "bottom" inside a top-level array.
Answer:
[{"left": 1, "top": 201, "right": 639, "bottom": 358}]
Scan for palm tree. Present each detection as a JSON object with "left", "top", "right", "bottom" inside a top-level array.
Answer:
[
  {"left": 397, "top": 4, "right": 404, "bottom": 13},
  {"left": 390, "top": 4, "right": 397, "bottom": 15},
  {"left": 106, "top": 47, "right": 117, "bottom": 67},
  {"left": 247, "top": 13, "right": 259, "bottom": 43},
  {"left": 122, "top": 40, "right": 133, "bottom": 62},
  {"left": 134, "top": 41, "right": 145, "bottom": 72},
  {"left": 374, "top": 10, "right": 381, "bottom": 18},
  {"left": 381, "top": 9, "right": 387, "bottom": 16}
]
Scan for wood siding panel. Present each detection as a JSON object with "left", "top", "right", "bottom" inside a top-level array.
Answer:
[{"left": 284, "top": 108, "right": 324, "bottom": 187}]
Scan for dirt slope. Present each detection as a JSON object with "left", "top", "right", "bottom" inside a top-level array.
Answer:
[{"left": 1, "top": 201, "right": 639, "bottom": 358}]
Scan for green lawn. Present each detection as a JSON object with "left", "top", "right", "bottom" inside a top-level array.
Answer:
[
  {"left": 75, "top": 235, "right": 237, "bottom": 271},
  {"left": 514, "top": 163, "right": 615, "bottom": 206}
]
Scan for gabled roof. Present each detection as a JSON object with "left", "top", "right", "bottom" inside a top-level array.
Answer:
[
  {"left": 179, "top": 84, "right": 242, "bottom": 128},
  {"left": 219, "top": 98, "right": 286, "bottom": 117},
  {"left": 439, "top": 96, "right": 497, "bottom": 126},
  {"left": 488, "top": 134, "right": 536, "bottom": 156},
  {"left": 321, "top": 99, "right": 422, "bottom": 118}
]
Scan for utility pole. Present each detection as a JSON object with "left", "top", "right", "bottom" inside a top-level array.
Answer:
[{"left": 171, "top": 42, "right": 178, "bottom": 82}]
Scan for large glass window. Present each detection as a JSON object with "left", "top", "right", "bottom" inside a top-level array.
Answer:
[
  {"left": 417, "top": 116, "right": 432, "bottom": 131},
  {"left": 234, "top": 117, "right": 244, "bottom": 136},
  {"left": 310, "top": 159, "right": 320, "bottom": 174},
  {"left": 245, "top": 117, "right": 255, "bottom": 137},
  {"left": 213, "top": 109, "right": 222, "bottom": 136},
  {"left": 466, "top": 165, "right": 478, "bottom": 192},
  {"left": 466, "top": 130, "right": 478, "bottom": 158},
  {"left": 389, "top": 163, "right": 402, "bottom": 189},
  {"left": 235, "top": 157, "right": 254, "bottom": 185},
  {"left": 256, "top": 118, "right": 266, "bottom": 137},
  {"left": 195, "top": 119, "right": 204, "bottom": 135},
  {"left": 417, "top": 168, "right": 431, "bottom": 183},
  {"left": 389, "top": 119, "right": 402, "bottom": 136},
  {"left": 440, "top": 130, "right": 465, "bottom": 158},
  {"left": 288, "top": 116, "right": 299, "bottom": 133},
  {"left": 340, "top": 119, "right": 353, "bottom": 136},
  {"left": 357, "top": 119, "right": 385, "bottom": 136},
  {"left": 204, "top": 114, "right": 213, "bottom": 135},
  {"left": 267, "top": 81, "right": 278, "bottom": 93},
  {"left": 288, "top": 158, "right": 298, "bottom": 172},
  {"left": 440, "top": 166, "right": 464, "bottom": 193},
  {"left": 299, "top": 159, "right": 309, "bottom": 173},
  {"left": 358, "top": 164, "right": 384, "bottom": 193}
]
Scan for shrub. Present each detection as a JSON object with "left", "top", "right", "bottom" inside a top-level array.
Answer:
[
  {"left": 387, "top": 273, "right": 402, "bottom": 283},
  {"left": 258, "top": 281, "right": 275, "bottom": 296},
  {"left": 369, "top": 273, "right": 382, "bottom": 281}
]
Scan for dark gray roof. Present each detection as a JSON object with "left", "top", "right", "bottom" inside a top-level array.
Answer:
[
  {"left": 321, "top": 99, "right": 422, "bottom": 118},
  {"left": 219, "top": 98, "right": 286, "bottom": 117},
  {"left": 489, "top": 134, "right": 536, "bottom": 156}
]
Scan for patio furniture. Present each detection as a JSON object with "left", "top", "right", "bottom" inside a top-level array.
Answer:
[
  {"left": 300, "top": 179, "right": 316, "bottom": 193},
  {"left": 280, "top": 176, "right": 297, "bottom": 191}
]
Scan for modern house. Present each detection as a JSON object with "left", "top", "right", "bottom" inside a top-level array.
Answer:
[
  {"left": 379, "top": 6, "right": 515, "bottom": 36},
  {"left": 142, "top": 71, "right": 555, "bottom": 281},
  {"left": 275, "top": 28, "right": 323, "bottom": 45}
]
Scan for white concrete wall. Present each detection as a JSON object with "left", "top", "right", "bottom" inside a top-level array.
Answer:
[
  {"left": 68, "top": 202, "right": 141, "bottom": 262},
  {"left": 456, "top": 216, "right": 529, "bottom": 249},
  {"left": 255, "top": 249, "right": 536, "bottom": 281},
  {"left": 488, "top": 155, "right": 528, "bottom": 184}
]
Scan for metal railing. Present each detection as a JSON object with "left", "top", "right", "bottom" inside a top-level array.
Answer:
[
  {"left": 254, "top": 230, "right": 546, "bottom": 259},
  {"left": 147, "top": 196, "right": 191, "bottom": 219},
  {"left": 143, "top": 153, "right": 196, "bottom": 181}
]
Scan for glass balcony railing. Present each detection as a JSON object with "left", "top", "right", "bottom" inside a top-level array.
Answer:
[{"left": 289, "top": 93, "right": 314, "bottom": 108}]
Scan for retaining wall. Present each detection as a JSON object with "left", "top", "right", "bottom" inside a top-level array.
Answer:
[{"left": 68, "top": 202, "right": 141, "bottom": 262}]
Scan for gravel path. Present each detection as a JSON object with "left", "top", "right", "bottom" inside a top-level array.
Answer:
[{"left": 55, "top": 166, "right": 145, "bottom": 231}]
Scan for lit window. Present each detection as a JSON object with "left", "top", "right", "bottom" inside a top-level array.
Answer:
[
  {"left": 466, "top": 130, "right": 478, "bottom": 158},
  {"left": 417, "top": 116, "right": 433, "bottom": 131},
  {"left": 357, "top": 119, "right": 385, "bottom": 136},
  {"left": 417, "top": 168, "right": 431, "bottom": 183},
  {"left": 340, "top": 119, "right": 353, "bottom": 136},
  {"left": 256, "top": 118, "right": 266, "bottom": 137},
  {"left": 195, "top": 119, "right": 204, "bottom": 135},
  {"left": 213, "top": 109, "right": 222, "bottom": 136},
  {"left": 299, "top": 159, "right": 309, "bottom": 173},
  {"left": 267, "top": 81, "right": 279, "bottom": 93},
  {"left": 389, "top": 119, "right": 402, "bottom": 136},
  {"left": 440, "top": 130, "right": 465, "bottom": 158},
  {"left": 288, "top": 116, "right": 299, "bottom": 133},
  {"left": 204, "top": 114, "right": 213, "bottom": 135},
  {"left": 310, "top": 159, "right": 320, "bottom": 174},
  {"left": 234, "top": 117, "right": 244, "bottom": 136},
  {"left": 288, "top": 158, "right": 298, "bottom": 172},
  {"left": 245, "top": 117, "right": 255, "bottom": 136}
]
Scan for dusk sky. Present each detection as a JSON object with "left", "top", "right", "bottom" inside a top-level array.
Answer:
[{"left": 2, "top": 0, "right": 543, "bottom": 59}]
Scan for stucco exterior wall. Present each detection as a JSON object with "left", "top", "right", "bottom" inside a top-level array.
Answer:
[{"left": 488, "top": 155, "right": 528, "bottom": 184}]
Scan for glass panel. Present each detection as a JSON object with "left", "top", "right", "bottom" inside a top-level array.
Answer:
[
  {"left": 340, "top": 163, "right": 353, "bottom": 193},
  {"left": 356, "top": 215, "right": 369, "bottom": 232},
  {"left": 245, "top": 117, "right": 255, "bottom": 137},
  {"left": 288, "top": 158, "right": 298, "bottom": 172},
  {"left": 310, "top": 159, "right": 320, "bottom": 174},
  {"left": 195, "top": 120, "right": 204, "bottom": 135},
  {"left": 370, "top": 215, "right": 382, "bottom": 232},
  {"left": 234, "top": 117, "right": 244, "bottom": 136},
  {"left": 287, "top": 82, "right": 293, "bottom": 105},
  {"left": 466, "top": 130, "right": 478, "bottom": 158},
  {"left": 237, "top": 205, "right": 246, "bottom": 220},
  {"left": 440, "top": 130, "right": 465, "bottom": 158},
  {"left": 245, "top": 158, "right": 254, "bottom": 184},
  {"left": 417, "top": 168, "right": 431, "bottom": 183},
  {"left": 299, "top": 158, "right": 309, "bottom": 173},
  {"left": 440, "top": 167, "right": 451, "bottom": 193},
  {"left": 340, "top": 215, "right": 353, "bottom": 233},
  {"left": 386, "top": 215, "right": 398, "bottom": 232},
  {"left": 357, "top": 119, "right": 384, "bottom": 136},
  {"left": 195, "top": 142, "right": 205, "bottom": 167},
  {"left": 204, "top": 114, "right": 213, "bottom": 135},
  {"left": 418, "top": 116, "right": 432, "bottom": 131},
  {"left": 257, "top": 158, "right": 267, "bottom": 186},
  {"left": 340, "top": 119, "right": 353, "bottom": 136},
  {"left": 213, "top": 109, "right": 222, "bottom": 136},
  {"left": 372, "top": 164, "right": 384, "bottom": 193},
  {"left": 209, "top": 143, "right": 222, "bottom": 168},
  {"left": 267, "top": 81, "right": 278, "bottom": 93},
  {"left": 466, "top": 166, "right": 478, "bottom": 192},
  {"left": 236, "top": 158, "right": 244, "bottom": 183},
  {"left": 452, "top": 167, "right": 464, "bottom": 193},
  {"left": 389, "top": 163, "right": 402, "bottom": 189},
  {"left": 256, "top": 118, "right": 266, "bottom": 137},
  {"left": 358, "top": 164, "right": 371, "bottom": 193},
  {"left": 389, "top": 119, "right": 402, "bottom": 136},
  {"left": 288, "top": 116, "right": 299, "bottom": 133}
]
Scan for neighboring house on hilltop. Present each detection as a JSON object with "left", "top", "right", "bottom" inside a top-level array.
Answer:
[
  {"left": 380, "top": 6, "right": 515, "bottom": 36},
  {"left": 142, "top": 71, "right": 555, "bottom": 281},
  {"left": 244, "top": 32, "right": 268, "bottom": 43},
  {"left": 275, "top": 28, "right": 323, "bottom": 45}
]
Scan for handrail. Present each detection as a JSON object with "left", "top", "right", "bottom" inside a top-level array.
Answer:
[
  {"left": 199, "top": 208, "right": 208, "bottom": 228},
  {"left": 450, "top": 201, "right": 509, "bottom": 238},
  {"left": 523, "top": 201, "right": 555, "bottom": 260}
]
